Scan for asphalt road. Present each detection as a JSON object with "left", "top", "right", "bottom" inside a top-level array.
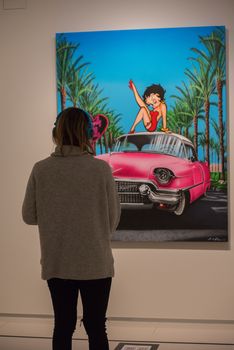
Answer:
[{"left": 113, "top": 190, "right": 228, "bottom": 242}]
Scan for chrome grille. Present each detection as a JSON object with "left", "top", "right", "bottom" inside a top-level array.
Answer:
[
  {"left": 116, "top": 181, "right": 140, "bottom": 193},
  {"left": 115, "top": 180, "right": 154, "bottom": 204}
]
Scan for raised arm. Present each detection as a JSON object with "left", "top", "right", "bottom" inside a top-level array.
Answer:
[{"left": 129, "top": 80, "right": 147, "bottom": 109}]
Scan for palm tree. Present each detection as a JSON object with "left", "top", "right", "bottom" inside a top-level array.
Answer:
[
  {"left": 213, "top": 142, "right": 221, "bottom": 173},
  {"left": 56, "top": 35, "right": 88, "bottom": 111},
  {"left": 179, "top": 104, "right": 194, "bottom": 138},
  {"left": 79, "top": 83, "right": 108, "bottom": 115},
  {"left": 198, "top": 134, "right": 206, "bottom": 161},
  {"left": 166, "top": 110, "right": 179, "bottom": 133},
  {"left": 67, "top": 67, "right": 94, "bottom": 107},
  {"left": 56, "top": 36, "right": 124, "bottom": 154},
  {"left": 193, "top": 28, "right": 226, "bottom": 179},
  {"left": 185, "top": 59, "right": 216, "bottom": 165},
  {"left": 209, "top": 137, "right": 217, "bottom": 171},
  {"left": 211, "top": 117, "right": 226, "bottom": 176},
  {"left": 168, "top": 102, "right": 186, "bottom": 134},
  {"left": 105, "top": 109, "right": 124, "bottom": 141},
  {"left": 169, "top": 98, "right": 193, "bottom": 138},
  {"left": 171, "top": 82, "right": 204, "bottom": 154}
]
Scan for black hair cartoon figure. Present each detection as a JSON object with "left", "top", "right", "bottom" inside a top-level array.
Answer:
[{"left": 129, "top": 80, "right": 170, "bottom": 133}]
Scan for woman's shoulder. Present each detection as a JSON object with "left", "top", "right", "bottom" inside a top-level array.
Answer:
[
  {"left": 34, "top": 156, "right": 53, "bottom": 168},
  {"left": 83, "top": 157, "right": 113, "bottom": 181},
  {"left": 91, "top": 156, "right": 112, "bottom": 172}
]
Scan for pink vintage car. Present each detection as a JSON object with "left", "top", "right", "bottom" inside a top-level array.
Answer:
[{"left": 97, "top": 132, "right": 211, "bottom": 215}]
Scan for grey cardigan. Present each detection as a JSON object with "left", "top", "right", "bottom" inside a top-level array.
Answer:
[{"left": 22, "top": 145, "right": 121, "bottom": 280}]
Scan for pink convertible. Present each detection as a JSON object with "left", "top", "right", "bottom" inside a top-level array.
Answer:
[{"left": 97, "top": 132, "right": 211, "bottom": 215}]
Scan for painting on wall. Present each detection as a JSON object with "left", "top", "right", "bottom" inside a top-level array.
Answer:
[{"left": 56, "top": 26, "right": 228, "bottom": 242}]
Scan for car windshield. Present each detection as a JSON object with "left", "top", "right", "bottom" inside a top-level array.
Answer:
[{"left": 114, "top": 134, "right": 187, "bottom": 158}]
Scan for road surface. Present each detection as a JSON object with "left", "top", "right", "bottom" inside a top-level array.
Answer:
[{"left": 113, "top": 190, "right": 228, "bottom": 242}]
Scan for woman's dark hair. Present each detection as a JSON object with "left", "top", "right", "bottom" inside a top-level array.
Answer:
[
  {"left": 143, "top": 84, "right": 166, "bottom": 102},
  {"left": 52, "top": 107, "right": 94, "bottom": 154}
]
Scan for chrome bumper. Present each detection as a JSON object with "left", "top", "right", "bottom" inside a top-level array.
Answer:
[{"left": 139, "top": 184, "right": 181, "bottom": 205}]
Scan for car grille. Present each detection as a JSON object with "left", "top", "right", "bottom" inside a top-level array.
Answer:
[{"left": 115, "top": 180, "right": 155, "bottom": 204}]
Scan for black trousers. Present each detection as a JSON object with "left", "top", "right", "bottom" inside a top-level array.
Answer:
[{"left": 47, "top": 277, "right": 112, "bottom": 350}]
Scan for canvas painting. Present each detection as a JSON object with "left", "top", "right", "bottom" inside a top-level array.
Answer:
[{"left": 56, "top": 26, "right": 228, "bottom": 242}]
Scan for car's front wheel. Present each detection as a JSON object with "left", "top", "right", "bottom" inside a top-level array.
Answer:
[{"left": 173, "top": 191, "right": 189, "bottom": 216}]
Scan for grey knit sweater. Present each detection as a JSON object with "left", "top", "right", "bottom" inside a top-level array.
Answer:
[{"left": 22, "top": 145, "right": 121, "bottom": 280}]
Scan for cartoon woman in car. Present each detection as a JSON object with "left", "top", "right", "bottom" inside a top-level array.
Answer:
[{"left": 129, "top": 80, "right": 170, "bottom": 133}]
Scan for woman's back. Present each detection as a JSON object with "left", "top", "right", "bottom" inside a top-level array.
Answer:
[{"left": 22, "top": 142, "right": 120, "bottom": 280}]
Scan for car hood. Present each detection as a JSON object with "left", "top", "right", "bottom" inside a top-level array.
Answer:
[{"left": 97, "top": 151, "right": 186, "bottom": 179}]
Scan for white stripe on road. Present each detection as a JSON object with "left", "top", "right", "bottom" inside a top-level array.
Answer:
[
  {"left": 211, "top": 207, "right": 227, "bottom": 213},
  {"left": 202, "top": 197, "right": 227, "bottom": 202}
]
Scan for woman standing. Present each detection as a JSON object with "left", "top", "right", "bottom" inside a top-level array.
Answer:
[{"left": 22, "top": 107, "right": 121, "bottom": 350}]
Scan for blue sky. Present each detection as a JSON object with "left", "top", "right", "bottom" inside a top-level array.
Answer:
[{"left": 56, "top": 26, "right": 226, "bottom": 157}]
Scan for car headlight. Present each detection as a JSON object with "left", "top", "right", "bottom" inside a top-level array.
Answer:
[{"left": 154, "top": 168, "right": 174, "bottom": 185}]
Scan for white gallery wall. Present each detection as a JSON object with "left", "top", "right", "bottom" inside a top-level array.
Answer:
[{"left": 0, "top": 0, "right": 234, "bottom": 321}]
